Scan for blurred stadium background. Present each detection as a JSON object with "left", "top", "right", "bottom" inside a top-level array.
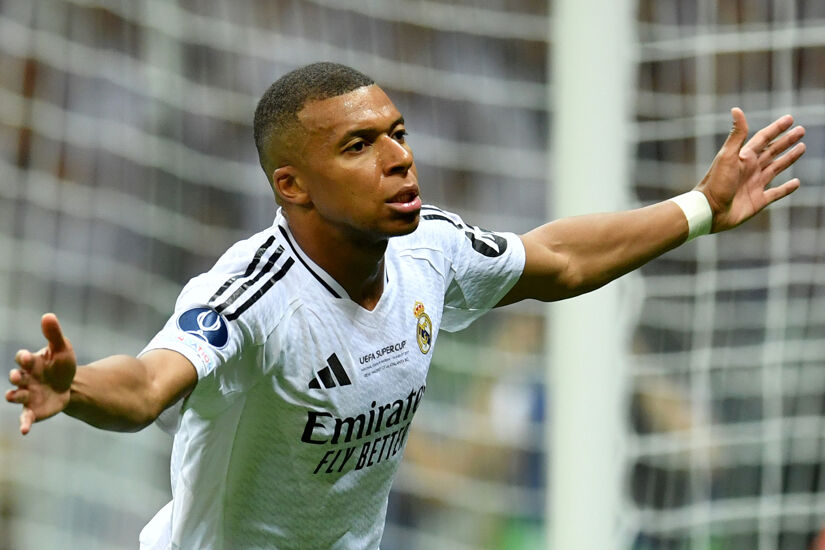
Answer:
[{"left": 1, "top": 1, "right": 824, "bottom": 549}]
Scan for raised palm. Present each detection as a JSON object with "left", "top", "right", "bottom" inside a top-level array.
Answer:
[
  {"left": 5, "top": 313, "right": 76, "bottom": 434},
  {"left": 697, "top": 108, "right": 806, "bottom": 232}
]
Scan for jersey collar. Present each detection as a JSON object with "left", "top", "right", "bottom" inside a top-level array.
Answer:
[{"left": 274, "top": 209, "right": 351, "bottom": 300}]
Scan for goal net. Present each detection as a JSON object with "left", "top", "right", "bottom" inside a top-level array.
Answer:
[
  {"left": 628, "top": 1, "right": 825, "bottom": 549},
  {"left": 0, "top": 1, "right": 823, "bottom": 550}
]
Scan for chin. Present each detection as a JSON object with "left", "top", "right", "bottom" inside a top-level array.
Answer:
[{"left": 385, "top": 214, "right": 420, "bottom": 237}]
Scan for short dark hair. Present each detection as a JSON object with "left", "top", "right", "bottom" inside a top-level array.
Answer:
[{"left": 253, "top": 62, "right": 375, "bottom": 182}]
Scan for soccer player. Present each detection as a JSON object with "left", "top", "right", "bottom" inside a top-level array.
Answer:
[{"left": 5, "top": 62, "right": 806, "bottom": 549}]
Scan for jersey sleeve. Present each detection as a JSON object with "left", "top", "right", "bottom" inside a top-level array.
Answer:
[
  {"left": 139, "top": 273, "right": 249, "bottom": 381},
  {"left": 423, "top": 207, "right": 526, "bottom": 332}
]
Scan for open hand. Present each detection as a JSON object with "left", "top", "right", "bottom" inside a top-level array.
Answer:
[
  {"left": 697, "top": 108, "right": 806, "bottom": 232},
  {"left": 5, "top": 313, "right": 76, "bottom": 435}
]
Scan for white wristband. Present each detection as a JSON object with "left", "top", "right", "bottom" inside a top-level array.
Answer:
[{"left": 669, "top": 191, "right": 713, "bottom": 241}]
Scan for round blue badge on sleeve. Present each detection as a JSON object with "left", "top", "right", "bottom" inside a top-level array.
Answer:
[{"left": 177, "top": 307, "right": 229, "bottom": 348}]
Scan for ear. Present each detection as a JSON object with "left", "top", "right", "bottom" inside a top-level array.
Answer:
[{"left": 272, "top": 165, "right": 311, "bottom": 206}]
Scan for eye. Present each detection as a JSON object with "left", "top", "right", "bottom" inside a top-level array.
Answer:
[
  {"left": 393, "top": 129, "right": 408, "bottom": 142},
  {"left": 345, "top": 140, "right": 367, "bottom": 153}
]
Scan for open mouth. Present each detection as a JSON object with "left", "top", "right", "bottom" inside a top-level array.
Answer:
[
  {"left": 389, "top": 190, "right": 419, "bottom": 204},
  {"left": 387, "top": 188, "right": 422, "bottom": 215}
]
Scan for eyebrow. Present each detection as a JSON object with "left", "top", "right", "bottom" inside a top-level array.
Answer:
[{"left": 337, "top": 116, "right": 405, "bottom": 147}]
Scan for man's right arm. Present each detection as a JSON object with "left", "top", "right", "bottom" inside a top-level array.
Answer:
[
  {"left": 67, "top": 349, "right": 197, "bottom": 432},
  {"left": 6, "top": 313, "right": 197, "bottom": 434}
]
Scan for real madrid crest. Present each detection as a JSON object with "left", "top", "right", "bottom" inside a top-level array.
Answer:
[{"left": 414, "top": 301, "right": 432, "bottom": 354}]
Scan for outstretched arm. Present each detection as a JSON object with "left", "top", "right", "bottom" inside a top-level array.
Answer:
[
  {"left": 500, "top": 108, "right": 806, "bottom": 305},
  {"left": 6, "top": 313, "right": 197, "bottom": 434}
]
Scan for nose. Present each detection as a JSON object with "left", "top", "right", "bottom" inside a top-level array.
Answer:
[{"left": 380, "top": 135, "right": 413, "bottom": 177}]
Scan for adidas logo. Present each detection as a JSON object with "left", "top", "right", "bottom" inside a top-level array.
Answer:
[{"left": 308, "top": 353, "right": 352, "bottom": 389}]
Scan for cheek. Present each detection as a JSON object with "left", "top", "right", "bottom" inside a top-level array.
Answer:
[
  {"left": 309, "top": 157, "right": 385, "bottom": 211},
  {"left": 345, "top": 162, "right": 383, "bottom": 197}
]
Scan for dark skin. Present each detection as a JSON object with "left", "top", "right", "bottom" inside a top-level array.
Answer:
[
  {"left": 6, "top": 85, "right": 806, "bottom": 435},
  {"left": 271, "top": 85, "right": 420, "bottom": 309},
  {"left": 500, "top": 106, "right": 805, "bottom": 303}
]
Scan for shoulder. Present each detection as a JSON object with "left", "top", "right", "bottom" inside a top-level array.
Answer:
[
  {"left": 175, "top": 221, "right": 301, "bottom": 338},
  {"left": 417, "top": 205, "right": 468, "bottom": 234},
  {"left": 396, "top": 205, "right": 511, "bottom": 258},
  {"left": 418, "top": 205, "right": 466, "bottom": 228},
  {"left": 393, "top": 205, "right": 466, "bottom": 252}
]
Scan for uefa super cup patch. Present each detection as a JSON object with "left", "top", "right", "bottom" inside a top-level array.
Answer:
[{"left": 177, "top": 306, "right": 229, "bottom": 348}]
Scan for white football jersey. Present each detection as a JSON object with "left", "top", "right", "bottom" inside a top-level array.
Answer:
[{"left": 138, "top": 206, "right": 525, "bottom": 550}]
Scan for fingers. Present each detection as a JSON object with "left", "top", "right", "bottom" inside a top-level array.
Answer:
[
  {"left": 41, "top": 313, "right": 67, "bottom": 353},
  {"left": 8, "top": 371, "right": 36, "bottom": 435},
  {"left": 9, "top": 351, "right": 35, "bottom": 435},
  {"left": 20, "top": 408, "right": 35, "bottom": 435},
  {"left": 723, "top": 107, "right": 749, "bottom": 153},
  {"left": 764, "top": 178, "right": 801, "bottom": 205},
  {"left": 766, "top": 142, "right": 806, "bottom": 178},
  {"left": 9, "top": 368, "right": 29, "bottom": 387},
  {"left": 759, "top": 125, "right": 806, "bottom": 168},
  {"left": 6, "top": 388, "right": 29, "bottom": 405},
  {"left": 743, "top": 113, "right": 794, "bottom": 156},
  {"left": 15, "top": 349, "right": 34, "bottom": 371}
]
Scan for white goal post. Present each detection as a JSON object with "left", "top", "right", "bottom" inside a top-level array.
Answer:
[{"left": 549, "top": 0, "right": 635, "bottom": 548}]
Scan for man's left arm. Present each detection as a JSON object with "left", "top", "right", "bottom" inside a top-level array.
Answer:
[{"left": 498, "top": 108, "right": 806, "bottom": 306}]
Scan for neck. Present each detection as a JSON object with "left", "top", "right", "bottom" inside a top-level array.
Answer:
[{"left": 285, "top": 214, "right": 388, "bottom": 311}]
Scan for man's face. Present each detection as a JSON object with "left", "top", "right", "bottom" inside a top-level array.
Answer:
[{"left": 292, "top": 85, "right": 420, "bottom": 242}]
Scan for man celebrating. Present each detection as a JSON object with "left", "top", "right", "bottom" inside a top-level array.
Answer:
[{"left": 5, "top": 62, "right": 806, "bottom": 549}]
